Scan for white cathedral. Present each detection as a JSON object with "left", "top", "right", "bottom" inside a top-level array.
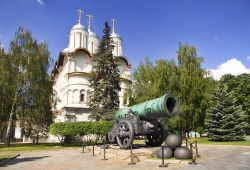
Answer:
[{"left": 51, "top": 10, "right": 132, "bottom": 123}]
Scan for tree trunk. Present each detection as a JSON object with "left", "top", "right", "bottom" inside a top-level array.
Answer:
[
  {"left": 186, "top": 129, "right": 190, "bottom": 138},
  {"left": 5, "top": 91, "right": 18, "bottom": 147},
  {"left": 179, "top": 128, "right": 182, "bottom": 137},
  {"left": 36, "top": 133, "right": 39, "bottom": 144}
]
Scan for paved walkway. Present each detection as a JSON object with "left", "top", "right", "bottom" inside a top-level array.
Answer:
[
  {"left": 179, "top": 145, "right": 250, "bottom": 170},
  {"left": 1, "top": 145, "right": 250, "bottom": 170}
]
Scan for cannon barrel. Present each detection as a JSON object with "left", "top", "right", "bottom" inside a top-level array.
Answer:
[{"left": 115, "top": 94, "right": 178, "bottom": 120}]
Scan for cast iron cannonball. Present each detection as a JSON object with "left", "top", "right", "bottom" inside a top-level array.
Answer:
[
  {"left": 174, "top": 146, "right": 192, "bottom": 159},
  {"left": 166, "top": 134, "right": 182, "bottom": 149},
  {"left": 156, "top": 146, "right": 174, "bottom": 159}
]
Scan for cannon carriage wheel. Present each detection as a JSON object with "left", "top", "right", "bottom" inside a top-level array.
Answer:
[
  {"left": 116, "top": 119, "right": 134, "bottom": 149},
  {"left": 146, "top": 122, "right": 166, "bottom": 146}
]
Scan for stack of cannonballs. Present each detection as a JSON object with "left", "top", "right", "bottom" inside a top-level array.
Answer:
[{"left": 157, "top": 134, "right": 192, "bottom": 159}]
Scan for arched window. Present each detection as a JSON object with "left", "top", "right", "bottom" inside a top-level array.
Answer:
[
  {"left": 80, "top": 89, "right": 85, "bottom": 103},
  {"left": 72, "top": 89, "right": 79, "bottom": 104},
  {"left": 68, "top": 90, "right": 72, "bottom": 104}
]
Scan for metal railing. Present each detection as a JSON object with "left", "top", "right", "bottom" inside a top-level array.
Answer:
[{"left": 185, "top": 137, "right": 201, "bottom": 164}]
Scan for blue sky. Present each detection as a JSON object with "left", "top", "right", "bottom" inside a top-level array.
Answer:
[{"left": 0, "top": 0, "right": 250, "bottom": 77}]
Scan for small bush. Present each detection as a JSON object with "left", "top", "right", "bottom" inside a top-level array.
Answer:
[{"left": 49, "top": 121, "right": 113, "bottom": 144}]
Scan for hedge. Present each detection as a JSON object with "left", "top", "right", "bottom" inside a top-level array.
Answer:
[{"left": 49, "top": 121, "right": 113, "bottom": 140}]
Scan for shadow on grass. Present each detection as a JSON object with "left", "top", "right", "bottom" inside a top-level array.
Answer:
[
  {"left": 2, "top": 156, "right": 50, "bottom": 167},
  {"left": 0, "top": 158, "right": 9, "bottom": 164},
  {"left": 0, "top": 143, "right": 84, "bottom": 152}
]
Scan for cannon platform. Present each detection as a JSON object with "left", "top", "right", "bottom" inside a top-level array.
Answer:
[
  {"left": 84, "top": 144, "right": 156, "bottom": 161},
  {"left": 84, "top": 144, "right": 190, "bottom": 165}
]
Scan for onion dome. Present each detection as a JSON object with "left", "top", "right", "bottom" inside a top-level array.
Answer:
[
  {"left": 68, "top": 9, "right": 89, "bottom": 51},
  {"left": 110, "top": 19, "right": 123, "bottom": 56},
  {"left": 86, "top": 14, "right": 100, "bottom": 54}
]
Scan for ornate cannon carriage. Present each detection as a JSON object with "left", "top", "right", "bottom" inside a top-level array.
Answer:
[{"left": 108, "top": 94, "right": 178, "bottom": 149}]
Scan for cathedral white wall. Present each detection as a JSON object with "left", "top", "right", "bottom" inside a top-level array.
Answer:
[
  {"left": 53, "top": 31, "right": 130, "bottom": 124},
  {"left": 119, "top": 80, "right": 130, "bottom": 107},
  {"left": 67, "top": 84, "right": 90, "bottom": 105},
  {"left": 88, "top": 36, "right": 100, "bottom": 54},
  {"left": 53, "top": 58, "right": 71, "bottom": 110},
  {"left": 69, "top": 29, "right": 89, "bottom": 51},
  {"left": 73, "top": 53, "right": 92, "bottom": 73},
  {"left": 116, "top": 59, "right": 130, "bottom": 79},
  {"left": 69, "top": 75, "right": 90, "bottom": 85},
  {"left": 53, "top": 54, "right": 130, "bottom": 110},
  {"left": 112, "top": 37, "right": 123, "bottom": 56}
]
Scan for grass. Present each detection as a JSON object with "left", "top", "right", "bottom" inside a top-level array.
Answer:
[
  {"left": 185, "top": 137, "right": 250, "bottom": 146},
  {"left": 0, "top": 136, "right": 249, "bottom": 153},
  {"left": 0, "top": 153, "right": 17, "bottom": 164},
  {"left": 134, "top": 135, "right": 250, "bottom": 146},
  {"left": 133, "top": 139, "right": 146, "bottom": 145},
  {"left": 0, "top": 143, "right": 83, "bottom": 152},
  {"left": 0, "top": 154, "right": 16, "bottom": 159}
]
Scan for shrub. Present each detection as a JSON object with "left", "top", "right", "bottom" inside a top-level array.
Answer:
[{"left": 49, "top": 121, "right": 112, "bottom": 144}]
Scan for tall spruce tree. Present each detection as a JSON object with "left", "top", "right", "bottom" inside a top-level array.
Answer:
[
  {"left": 206, "top": 84, "right": 246, "bottom": 141},
  {"left": 89, "top": 22, "right": 120, "bottom": 121},
  {"left": 220, "top": 74, "right": 250, "bottom": 134}
]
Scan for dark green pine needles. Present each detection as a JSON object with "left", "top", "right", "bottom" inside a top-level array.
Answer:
[
  {"left": 89, "top": 21, "right": 121, "bottom": 121},
  {"left": 206, "top": 84, "right": 247, "bottom": 141}
]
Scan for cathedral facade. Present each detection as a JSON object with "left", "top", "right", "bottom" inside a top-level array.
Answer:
[{"left": 51, "top": 11, "right": 131, "bottom": 123}]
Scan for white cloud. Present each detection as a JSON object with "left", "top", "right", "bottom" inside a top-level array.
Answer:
[
  {"left": 209, "top": 58, "right": 250, "bottom": 80},
  {"left": 247, "top": 56, "right": 250, "bottom": 61},
  {"left": 36, "top": 0, "right": 45, "bottom": 6}
]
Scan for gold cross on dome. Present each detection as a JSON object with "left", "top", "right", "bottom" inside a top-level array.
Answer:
[
  {"left": 111, "top": 18, "right": 116, "bottom": 34},
  {"left": 77, "top": 9, "right": 83, "bottom": 24},
  {"left": 86, "top": 14, "right": 93, "bottom": 30}
]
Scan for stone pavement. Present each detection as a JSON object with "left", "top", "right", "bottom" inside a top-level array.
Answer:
[
  {"left": 1, "top": 145, "right": 250, "bottom": 170},
  {"left": 178, "top": 145, "right": 250, "bottom": 170}
]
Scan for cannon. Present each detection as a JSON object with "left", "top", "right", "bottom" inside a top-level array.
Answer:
[{"left": 108, "top": 94, "right": 179, "bottom": 149}]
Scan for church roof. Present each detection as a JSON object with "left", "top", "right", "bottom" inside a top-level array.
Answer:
[
  {"left": 52, "top": 48, "right": 92, "bottom": 77},
  {"left": 88, "top": 30, "right": 99, "bottom": 38},
  {"left": 65, "top": 48, "right": 92, "bottom": 57},
  {"left": 115, "top": 56, "right": 131, "bottom": 68},
  {"left": 72, "top": 24, "right": 86, "bottom": 30}
]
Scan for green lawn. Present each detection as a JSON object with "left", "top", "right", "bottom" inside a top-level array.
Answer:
[
  {"left": 0, "top": 143, "right": 83, "bottom": 152},
  {"left": 134, "top": 136, "right": 250, "bottom": 146},
  {"left": 0, "top": 136, "right": 249, "bottom": 153},
  {"left": 186, "top": 137, "right": 250, "bottom": 146},
  {"left": 0, "top": 153, "right": 17, "bottom": 164},
  {"left": 0, "top": 154, "right": 16, "bottom": 159}
]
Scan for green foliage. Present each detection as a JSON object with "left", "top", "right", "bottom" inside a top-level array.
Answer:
[
  {"left": 0, "top": 50, "right": 12, "bottom": 134},
  {"left": 177, "top": 44, "right": 214, "bottom": 136},
  {"left": 50, "top": 121, "right": 113, "bottom": 143},
  {"left": 206, "top": 84, "right": 247, "bottom": 141},
  {"left": 0, "top": 27, "right": 53, "bottom": 145},
  {"left": 0, "top": 143, "right": 83, "bottom": 152},
  {"left": 220, "top": 74, "right": 250, "bottom": 134},
  {"left": 89, "top": 22, "right": 120, "bottom": 121},
  {"left": 132, "top": 44, "right": 214, "bottom": 135},
  {"left": 132, "top": 57, "right": 178, "bottom": 104}
]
